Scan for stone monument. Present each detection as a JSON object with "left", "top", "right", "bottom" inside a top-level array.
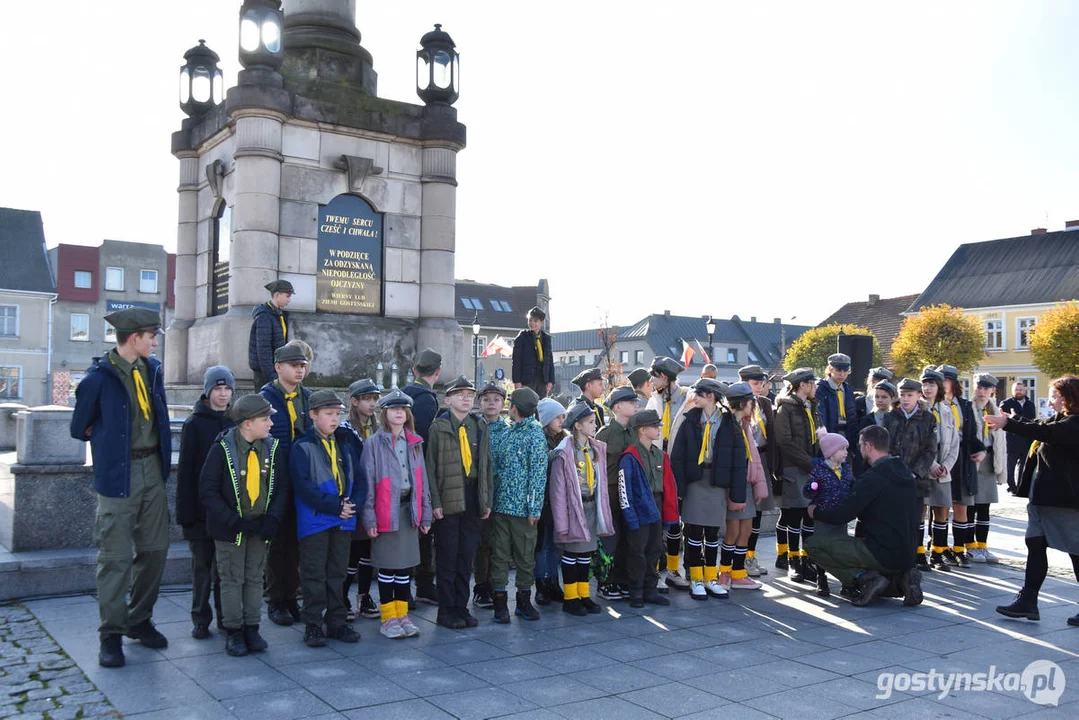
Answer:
[{"left": 167, "top": 0, "right": 466, "bottom": 387}]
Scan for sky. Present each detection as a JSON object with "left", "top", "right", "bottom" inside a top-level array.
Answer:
[{"left": 2, "top": 1, "right": 1078, "bottom": 331}]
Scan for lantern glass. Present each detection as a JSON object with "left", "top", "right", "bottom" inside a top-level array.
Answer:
[
  {"left": 212, "top": 70, "right": 224, "bottom": 103},
  {"left": 262, "top": 18, "right": 281, "bottom": 52},
  {"left": 417, "top": 55, "right": 429, "bottom": 90},
  {"left": 433, "top": 50, "right": 451, "bottom": 89},
  {"left": 192, "top": 67, "right": 212, "bottom": 102},
  {"left": 240, "top": 13, "right": 261, "bottom": 52},
  {"left": 452, "top": 56, "right": 460, "bottom": 94},
  {"left": 179, "top": 68, "right": 191, "bottom": 103}
]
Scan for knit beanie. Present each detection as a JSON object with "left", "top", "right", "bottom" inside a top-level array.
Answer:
[
  {"left": 203, "top": 365, "right": 235, "bottom": 395},
  {"left": 817, "top": 428, "right": 848, "bottom": 459},
  {"left": 537, "top": 398, "right": 566, "bottom": 428}
]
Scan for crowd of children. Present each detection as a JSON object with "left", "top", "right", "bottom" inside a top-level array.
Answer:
[{"left": 173, "top": 305, "right": 1020, "bottom": 659}]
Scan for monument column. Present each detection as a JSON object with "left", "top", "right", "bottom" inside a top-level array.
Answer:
[
  {"left": 419, "top": 144, "right": 463, "bottom": 376},
  {"left": 165, "top": 151, "right": 199, "bottom": 383}
]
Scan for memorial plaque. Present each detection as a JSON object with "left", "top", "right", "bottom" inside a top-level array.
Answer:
[{"left": 316, "top": 194, "right": 383, "bottom": 315}]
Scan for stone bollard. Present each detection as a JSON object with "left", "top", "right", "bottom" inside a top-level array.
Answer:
[
  {"left": 15, "top": 406, "right": 87, "bottom": 465},
  {"left": 0, "top": 402, "right": 28, "bottom": 451}
]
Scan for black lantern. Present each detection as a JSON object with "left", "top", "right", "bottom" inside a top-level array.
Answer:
[
  {"left": 239, "top": 0, "right": 284, "bottom": 70},
  {"left": 416, "top": 24, "right": 459, "bottom": 105},
  {"left": 179, "top": 40, "right": 223, "bottom": 116},
  {"left": 705, "top": 316, "right": 716, "bottom": 361}
]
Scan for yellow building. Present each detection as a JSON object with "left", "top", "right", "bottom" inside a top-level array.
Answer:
[{"left": 909, "top": 226, "right": 1079, "bottom": 415}]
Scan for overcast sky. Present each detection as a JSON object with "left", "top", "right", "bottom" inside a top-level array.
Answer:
[{"left": 2, "top": 1, "right": 1077, "bottom": 330}]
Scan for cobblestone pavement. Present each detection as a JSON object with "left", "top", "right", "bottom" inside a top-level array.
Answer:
[
  {"left": 13, "top": 495, "right": 1079, "bottom": 719},
  {"left": 0, "top": 604, "right": 116, "bottom": 720}
]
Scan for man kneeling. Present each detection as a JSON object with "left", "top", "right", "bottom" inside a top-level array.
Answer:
[{"left": 806, "top": 425, "right": 921, "bottom": 607}]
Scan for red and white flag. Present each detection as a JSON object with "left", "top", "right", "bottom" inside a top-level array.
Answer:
[
  {"left": 482, "top": 336, "right": 514, "bottom": 358},
  {"left": 680, "top": 339, "right": 695, "bottom": 368},
  {"left": 694, "top": 339, "right": 712, "bottom": 365}
]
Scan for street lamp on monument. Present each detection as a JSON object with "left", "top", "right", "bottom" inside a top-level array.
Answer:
[
  {"left": 705, "top": 316, "right": 716, "bottom": 363},
  {"left": 472, "top": 312, "right": 481, "bottom": 385},
  {"left": 178, "top": 40, "right": 223, "bottom": 116}
]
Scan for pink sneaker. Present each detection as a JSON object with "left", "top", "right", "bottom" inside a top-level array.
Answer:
[{"left": 729, "top": 576, "right": 762, "bottom": 590}]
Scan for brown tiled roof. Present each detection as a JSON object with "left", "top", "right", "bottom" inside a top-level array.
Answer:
[{"left": 818, "top": 294, "right": 920, "bottom": 364}]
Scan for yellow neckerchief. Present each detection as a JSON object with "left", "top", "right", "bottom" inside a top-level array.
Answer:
[
  {"left": 802, "top": 397, "right": 817, "bottom": 444},
  {"left": 753, "top": 400, "right": 768, "bottom": 440},
  {"left": 662, "top": 395, "right": 672, "bottom": 442},
  {"left": 458, "top": 421, "right": 473, "bottom": 476},
  {"left": 320, "top": 436, "right": 343, "bottom": 495},
  {"left": 269, "top": 302, "right": 287, "bottom": 342},
  {"left": 110, "top": 354, "right": 151, "bottom": 421},
  {"left": 246, "top": 447, "right": 261, "bottom": 505},
  {"left": 357, "top": 415, "right": 375, "bottom": 439},
  {"left": 931, "top": 406, "right": 941, "bottom": 423},
  {"left": 1029, "top": 440, "right": 1041, "bottom": 458},
  {"left": 948, "top": 398, "right": 962, "bottom": 430},
  {"left": 837, "top": 387, "right": 846, "bottom": 421},
  {"left": 593, "top": 403, "right": 604, "bottom": 428},
  {"left": 698, "top": 409, "right": 715, "bottom": 465},
  {"left": 284, "top": 391, "right": 299, "bottom": 441},
  {"left": 830, "top": 462, "right": 843, "bottom": 481},
  {"left": 535, "top": 332, "right": 544, "bottom": 363},
  {"left": 981, "top": 404, "right": 991, "bottom": 440},
  {"left": 739, "top": 421, "right": 753, "bottom": 463},
  {"left": 577, "top": 441, "right": 595, "bottom": 493}
]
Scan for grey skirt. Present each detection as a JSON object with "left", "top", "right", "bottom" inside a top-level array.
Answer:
[
  {"left": 682, "top": 480, "right": 728, "bottom": 529},
  {"left": 781, "top": 466, "right": 810, "bottom": 509},
  {"left": 1027, "top": 504, "right": 1079, "bottom": 554},
  {"left": 928, "top": 478, "right": 954, "bottom": 508},
  {"left": 561, "top": 498, "right": 599, "bottom": 554},
  {"left": 974, "top": 455, "right": 1000, "bottom": 505},
  {"left": 726, "top": 481, "right": 757, "bottom": 521},
  {"left": 371, "top": 503, "right": 420, "bottom": 570}
]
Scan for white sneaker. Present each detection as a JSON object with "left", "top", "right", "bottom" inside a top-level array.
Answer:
[
  {"left": 690, "top": 580, "right": 707, "bottom": 600},
  {"left": 665, "top": 569, "right": 691, "bottom": 590},
  {"left": 744, "top": 556, "right": 767, "bottom": 577},
  {"left": 705, "top": 579, "right": 729, "bottom": 598},
  {"left": 969, "top": 548, "right": 987, "bottom": 563},
  {"left": 380, "top": 619, "right": 405, "bottom": 639},
  {"left": 983, "top": 548, "right": 1000, "bottom": 564},
  {"left": 656, "top": 570, "right": 670, "bottom": 594}
]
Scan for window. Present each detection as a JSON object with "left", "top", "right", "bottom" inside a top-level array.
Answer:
[
  {"left": 726, "top": 349, "right": 737, "bottom": 364},
  {"left": 635, "top": 350, "right": 644, "bottom": 364},
  {"left": 1018, "top": 376, "right": 1037, "bottom": 399},
  {"left": 499, "top": 301, "right": 512, "bottom": 312},
  {"left": 1016, "top": 317, "right": 1037, "bottom": 349},
  {"left": 984, "top": 318, "right": 1003, "bottom": 350},
  {"left": 105, "top": 266, "right": 124, "bottom": 291},
  {"left": 73, "top": 270, "right": 92, "bottom": 289},
  {"left": 461, "top": 297, "right": 475, "bottom": 310},
  {"left": 472, "top": 335, "right": 488, "bottom": 358},
  {"left": 70, "top": 313, "right": 90, "bottom": 341},
  {"left": 747, "top": 350, "right": 759, "bottom": 363},
  {"left": 105, "top": 321, "right": 116, "bottom": 343},
  {"left": 619, "top": 351, "right": 629, "bottom": 363},
  {"left": 470, "top": 298, "right": 484, "bottom": 310},
  {"left": 0, "top": 305, "right": 17, "bottom": 337},
  {"left": 960, "top": 378, "right": 971, "bottom": 397},
  {"left": 0, "top": 367, "right": 21, "bottom": 399},
  {"left": 139, "top": 269, "right": 158, "bottom": 294}
]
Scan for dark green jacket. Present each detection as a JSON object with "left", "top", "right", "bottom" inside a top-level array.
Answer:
[
  {"left": 596, "top": 418, "right": 633, "bottom": 487},
  {"left": 426, "top": 412, "right": 493, "bottom": 516}
]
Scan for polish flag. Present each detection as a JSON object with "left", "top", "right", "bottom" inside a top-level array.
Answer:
[
  {"left": 482, "top": 336, "right": 514, "bottom": 358},
  {"left": 694, "top": 339, "right": 711, "bottom": 365},
  {"left": 680, "top": 339, "right": 695, "bottom": 368}
]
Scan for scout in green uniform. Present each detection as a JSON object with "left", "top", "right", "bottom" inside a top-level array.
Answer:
[
  {"left": 571, "top": 367, "right": 607, "bottom": 428},
  {"left": 472, "top": 381, "right": 507, "bottom": 609},
  {"left": 595, "top": 385, "right": 638, "bottom": 601},
  {"left": 627, "top": 368, "right": 653, "bottom": 409},
  {"left": 70, "top": 308, "right": 172, "bottom": 668},
  {"left": 198, "top": 395, "right": 290, "bottom": 656}
]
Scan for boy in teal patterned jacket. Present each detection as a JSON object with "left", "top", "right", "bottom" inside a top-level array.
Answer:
[{"left": 487, "top": 388, "right": 548, "bottom": 623}]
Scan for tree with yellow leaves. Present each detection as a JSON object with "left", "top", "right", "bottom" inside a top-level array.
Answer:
[
  {"left": 891, "top": 304, "right": 985, "bottom": 378},
  {"left": 1030, "top": 302, "right": 1079, "bottom": 378},
  {"left": 784, "top": 323, "right": 881, "bottom": 374}
]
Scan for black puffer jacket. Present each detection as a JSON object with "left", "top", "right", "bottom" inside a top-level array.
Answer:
[
  {"left": 1010, "top": 413, "right": 1079, "bottom": 509},
  {"left": 247, "top": 302, "right": 289, "bottom": 378},
  {"left": 176, "top": 396, "right": 234, "bottom": 540},
  {"left": 670, "top": 407, "right": 748, "bottom": 502}
]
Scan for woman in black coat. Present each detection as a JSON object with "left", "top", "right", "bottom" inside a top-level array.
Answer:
[{"left": 991, "top": 375, "right": 1079, "bottom": 626}]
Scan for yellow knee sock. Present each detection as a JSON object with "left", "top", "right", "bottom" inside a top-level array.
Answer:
[
  {"left": 577, "top": 581, "right": 591, "bottom": 599},
  {"left": 747, "top": 550, "right": 756, "bottom": 559},
  {"left": 380, "top": 602, "right": 397, "bottom": 623},
  {"left": 666, "top": 554, "right": 680, "bottom": 573},
  {"left": 394, "top": 600, "right": 409, "bottom": 619},
  {"left": 563, "top": 581, "right": 579, "bottom": 600},
  {"left": 776, "top": 542, "right": 789, "bottom": 556},
  {"left": 731, "top": 569, "right": 748, "bottom": 580},
  {"left": 689, "top": 566, "right": 704, "bottom": 582},
  {"left": 704, "top": 566, "right": 719, "bottom": 583},
  {"left": 916, "top": 545, "right": 926, "bottom": 555}
]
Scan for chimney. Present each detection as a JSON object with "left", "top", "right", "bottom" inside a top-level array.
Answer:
[
  {"left": 868, "top": 294, "right": 880, "bottom": 306},
  {"left": 663, "top": 310, "right": 671, "bottom": 318},
  {"left": 1031, "top": 228, "right": 1047, "bottom": 235},
  {"left": 750, "top": 316, "right": 756, "bottom": 323},
  {"left": 1066, "top": 220, "right": 1079, "bottom": 231},
  {"left": 773, "top": 318, "right": 781, "bottom": 324}
]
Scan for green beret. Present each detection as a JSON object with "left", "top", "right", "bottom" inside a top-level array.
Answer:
[
  {"left": 477, "top": 381, "right": 507, "bottom": 399},
  {"left": 605, "top": 386, "right": 638, "bottom": 408},
  {"left": 629, "top": 409, "right": 663, "bottom": 429},
  {"left": 104, "top": 307, "right": 163, "bottom": 334},
  {"left": 413, "top": 348, "right": 442, "bottom": 373},
  {"left": 444, "top": 375, "right": 476, "bottom": 395},
  {"left": 895, "top": 378, "right": 921, "bottom": 393},
  {"left": 572, "top": 368, "right": 603, "bottom": 389},
  {"left": 229, "top": 394, "right": 275, "bottom": 422},
  {"left": 274, "top": 344, "right": 308, "bottom": 365},
  {"left": 627, "top": 368, "right": 651, "bottom": 387},
  {"left": 265, "top": 279, "right": 295, "bottom": 294},
  {"left": 510, "top": 387, "right": 540, "bottom": 416},
  {"left": 309, "top": 389, "right": 345, "bottom": 410}
]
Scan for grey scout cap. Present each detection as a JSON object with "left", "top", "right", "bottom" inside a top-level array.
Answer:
[
  {"left": 445, "top": 375, "right": 476, "bottom": 395},
  {"left": 725, "top": 382, "right": 754, "bottom": 401},
  {"left": 937, "top": 364, "right": 960, "bottom": 380},
  {"left": 478, "top": 381, "right": 507, "bottom": 399},
  {"left": 874, "top": 380, "right": 899, "bottom": 396},
  {"left": 828, "top": 353, "right": 851, "bottom": 370},
  {"left": 378, "top": 387, "right": 413, "bottom": 409},
  {"left": 920, "top": 366, "right": 946, "bottom": 384},
  {"left": 627, "top": 368, "right": 651, "bottom": 387},
  {"left": 895, "top": 379, "right": 921, "bottom": 393},
  {"left": 572, "top": 368, "right": 603, "bottom": 388},
  {"left": 413, "top": 348, "right": 442, "bottom": 373},
  {"left": 692, "top": 378, "right": 728, "bottom": 397},
  {"left": 229, "top": 394, "right": 275, "bottom": 422},
  {"left": 783, "top": 367, "right": 817, "bottom": 385},
  {"left": 629, "top": 409, "right": 663, "bottom": 429},
  {"left": 104, "top": 307, "right": 163, "bottom": 334},
  {"left": 564, "top": 402, "right": 596, "bottom": 430},
  {"left": 349, "top": 379, "right": 380, "bottom": 398},
  {"left": 605, "top": 386, "right": 638, "bottom": 408},
  {"left": 738, "top": 364, "right": 769, "bottom": 380},
  {"left": 869, "top": 366, "right": 895, "bottom": 382},
  {"left": 309, "top": 389, "right": 345, "bottom": 410},
  {"left": 650, "top": 356, "right": 685, "bottom": 378},
  {"left": 975, "top": 373, "right": 999, "bottom": 388},
  {"left": 274, "top": 344, "right": 308, "bottom": 365}
]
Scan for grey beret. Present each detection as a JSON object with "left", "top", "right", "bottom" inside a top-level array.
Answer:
[
  {"left": 895, "top": 379, "right": 922, "bottom": 393},
  {"left": 348, "top": 379, "right": 380, "bottom": 398},
  {"left": 378, "top": 388, "right": 414, "bottom": 409},
  {"left": 827, "top": 353, "right": 852, "bottom": 369},
  {"left": 783, "top": 367, "right": 817, "bottom": 385},
  {"left": 649, "top": 356, "right": 685, "bottom": 378}
]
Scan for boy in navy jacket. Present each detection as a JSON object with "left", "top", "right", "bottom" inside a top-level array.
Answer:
[
  {"left": 199, "top": 394, "right": 290, "bottom": 656},
  {"left": 290, "top": 390, "right": 362, "bottom": 647}
]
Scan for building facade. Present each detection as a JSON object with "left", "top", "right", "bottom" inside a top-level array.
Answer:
[
  {"left": 48, "top": 241, "right": 175, "bottom": 406},
  {"left": 454, "top": 279, "right": 549, "bottom": 389},
  {"left": 0, "top": 208, "right": 57, "bottom": 408},
  {"left": 908, "top": 224, "right": 1079, "bottom": 413}
]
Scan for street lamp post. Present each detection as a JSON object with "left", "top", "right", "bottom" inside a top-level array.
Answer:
[
  {"left": 472, "top": 312, "right": 481, "bottom": 385},
  {"left": 705, "top": 316, "right": 716, "bottom": 363}
]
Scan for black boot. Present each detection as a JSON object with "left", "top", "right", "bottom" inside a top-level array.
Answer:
[
  {"left": 473, "top": 582, "right": 494, "bottom": 609},
  {"left": 1067, "top": 614, "right": 1079, "bottom": 627},
  {"left": 996, "top": 588, "right": 1040, "bottom": 621},
  {"left": 243, "top": 625, "right": 268, "bottom": 652},
  {"left": 492, "top": 591, "right": 511, "bottom": 624},
  {"left": 562, "top": 598, "right": 587, "bottom": 616},
  {"left": 579, "top": 596, "right": 601, "bottom": 614},
  {"left": 815, "top": 567, "right": 830, "bottom": 597},
  {"left": 515, "top": 589, "right": 541, "bottom": 621},
  {"left": 126, "top": 620, "right": 168, "bottom": 649},
  {"left": 774, "top": 553, "right": 789, "bottom": 571},
  {"left": 852, "top": 571, "right": 889, "bottom": 607},
  {"left": 549, "top": 578, "right": 565, "bottom": 603},
  {"left": 900, "top": 568, "right": 923, "bottom": 607},
  {"left": 800, "top": 558, "right": 818, "bottom": 584},
  {"left": 98, "top": 635, "right": 125, "bottom": 668},
  {"left": 535, "top": 578, "right": 551, "bottom": 606},
  {"left": 225, "top": 629, "right": 248, "bottom": 657},
  {"left": 267, "top": 603, "right": 294, "bottom": 626},
  {"left": 788, "top": 555, "right": 805, "bottom": 583}
]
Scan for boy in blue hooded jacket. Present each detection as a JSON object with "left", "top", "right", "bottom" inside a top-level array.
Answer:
[{"left": 290, "top": 390, "right": 362, "bottom": 647}]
